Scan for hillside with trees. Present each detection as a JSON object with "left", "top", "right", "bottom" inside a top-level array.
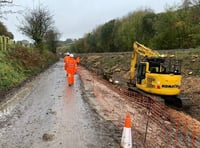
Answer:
[{"left": 69, "top": 0, "right": 200, "bottom": 53}]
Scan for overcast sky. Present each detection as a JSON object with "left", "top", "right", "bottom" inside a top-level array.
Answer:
[{"left": 3, "top": 0, "right": 182, "bottom": 41}]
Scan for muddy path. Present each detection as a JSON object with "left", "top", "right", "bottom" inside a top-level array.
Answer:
[{"left": 0, "top": 60, "right": 120, "bottom": 148}]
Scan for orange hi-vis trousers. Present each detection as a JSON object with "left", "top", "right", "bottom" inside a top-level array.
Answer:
[
  {"left": 66, "top": 57, "right": 76, "bottom": 86},
  {"left": 67, "top": 73, "right": 74, "bottom": 85}
]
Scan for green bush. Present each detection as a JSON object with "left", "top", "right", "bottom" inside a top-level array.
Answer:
[
  {"left": 0, "top": 62, "right": 26, "bottom": 90},
  {"left": 0, "top": 46, "right": 58, "bottom": 92}
]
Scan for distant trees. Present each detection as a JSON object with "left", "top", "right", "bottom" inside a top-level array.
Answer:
[
  {"left": 141, "top": 12, "right": 156, "bottom": 44},
  {"left": 19, "top": 6, "right": 59, "bottom": 52},
  {"left": 44, "top": 29, "right": 60, "bottom": 53},
  {"left": 0, "top": 21, "right": 8, "bottom": 35},
  {"left": 114, "top": 10, "right": 151, "bottom": 51},
  {"left": 71, "top": 1, "right": 200, "bottom": 53},
  {"left": 65, "top": 38, "right": 73, "bottom": 44},
  {"left": 182, "top": 0, "right": 192, "bottom": 8},
  {"left": 0, "top": 0, "right": 14, "bottom": 38},
  {"left": 71, "top": 9, "right": 156, "bottom": 53},
  {"left": 98, "top": 20, "right": 116, "bottom": 52},
  {"left": 0, "top": 21, "right": 13, "bottom": 38}
]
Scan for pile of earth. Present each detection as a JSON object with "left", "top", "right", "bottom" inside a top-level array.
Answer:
[{"left": 79, "top": 51, "right": 200, "bottom": 121}]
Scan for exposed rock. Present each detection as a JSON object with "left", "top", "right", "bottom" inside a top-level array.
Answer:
[
  {"left": 114, "top": 68, "right": 121, "bottom": 72},
  {"left": 113, "top": 80, "right": 120, "bottom": 84},
  {"left": 108, "top": 78, "right": 113, "bottom": 83},
  {"left": 42, "top": 133, "right": 55, "bottom": 141},
  {"left": 192, "top": 55, "right": 198, "bottom": 58},
  {"left": 188, "top": 71, "right": 193, "bottom": 75}
]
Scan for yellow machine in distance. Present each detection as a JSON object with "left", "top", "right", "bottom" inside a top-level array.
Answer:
[{"left": 129, "top": 41, "right": 182, "bottom": 96}]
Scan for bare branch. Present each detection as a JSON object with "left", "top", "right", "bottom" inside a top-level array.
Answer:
[
  {"left": 0, "top": 0, "right": 15, "bottom": 19},
  {"left": 0, "top": 0, "right": 13, "bottom": 3}
]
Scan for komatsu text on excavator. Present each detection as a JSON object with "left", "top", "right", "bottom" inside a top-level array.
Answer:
[{"left": 128, "top": 41, "right": 192, "bottom": 108}]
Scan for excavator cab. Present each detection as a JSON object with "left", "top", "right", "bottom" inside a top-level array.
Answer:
[
  {"left": 135, "top": 57, "right": 182, "bottom": 96},
  {"left": 136, "top": 62, "right": 147, "bottom": 84},
  {"left": 136, "top": 58, "right": 167, "bottom": 85},
  {"left": 147, "top": 57, "right": 182, "bottom": 75}
]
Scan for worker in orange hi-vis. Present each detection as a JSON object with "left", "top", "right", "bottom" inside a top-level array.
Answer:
[
  {"left": 75, "top": 56, "right": 80, "bottom": 73},
  {"left": 76, "top": 56, "right": 80, "bottom": 64},
  {"left": 66, "top": 54, "right": 76, "bottom": 86},
  {"left": 64, "top": 52, "right": 70, "bottom": 75}
]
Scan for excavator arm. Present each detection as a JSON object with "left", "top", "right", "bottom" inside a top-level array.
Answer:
[
  {"left": 130, "top": 41, "right": 160, "bottom": 81},
  {"left": 133, "top": 41, "right": 160, "bottom": 57}
]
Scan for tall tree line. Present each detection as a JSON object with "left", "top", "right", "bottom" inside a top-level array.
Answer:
[{"left": 71, "top": 1, "right": 200, "bottom": 53}]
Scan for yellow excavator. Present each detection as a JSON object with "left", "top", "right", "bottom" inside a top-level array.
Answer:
[{"left": 128, "top": 41, "right": 192, "bottom": 107}]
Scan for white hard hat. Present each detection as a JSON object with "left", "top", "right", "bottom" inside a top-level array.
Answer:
[
  {"left": 64, "top": 52, "right": 69, "bottom": 56},
  {"left": 70, "top": 54, "right": 74, "bottom": 57}
]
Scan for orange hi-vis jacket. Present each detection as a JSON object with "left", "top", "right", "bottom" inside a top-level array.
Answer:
[
  {"left": 64, "top": 55, "right": 70, "bottom": 71},
  {"left": 66, "top": 57, "right": 76, "bottom": 74},
  {"left": 75, "top": 56, "right": 80, "bottom": 73}
]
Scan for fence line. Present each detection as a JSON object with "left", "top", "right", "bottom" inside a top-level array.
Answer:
[
  {"left": 0, "top": 35, "right": 32, "bottom": 50},
  {"left": 93, "top": 73, "right": 200, "bottom": 147},
  {"left": 122, "top": 88, "right": 200, "bottom": 148}
]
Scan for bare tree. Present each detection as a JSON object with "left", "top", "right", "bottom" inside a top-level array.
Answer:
[
  {"left": 19, "top": 6, "right": 54, "bottom": 48},
  {"left": 0, "top": 0, "right": 14, "bottom": 18}
]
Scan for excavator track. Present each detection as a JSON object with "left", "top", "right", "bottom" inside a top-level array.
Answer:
[
  {"left": 127, "top": 83, "right": 192, "bottom": 109},
  {"left": 163, "top": 95, "right": 193, "bottom": 109},
  {"left": 126, "top": 79, "right": 193, "bottom": 109}
]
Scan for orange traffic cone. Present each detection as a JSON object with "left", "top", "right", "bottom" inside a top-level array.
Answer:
[{"left": 120, "top": 113, "right": 132, "bottom": 148}]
